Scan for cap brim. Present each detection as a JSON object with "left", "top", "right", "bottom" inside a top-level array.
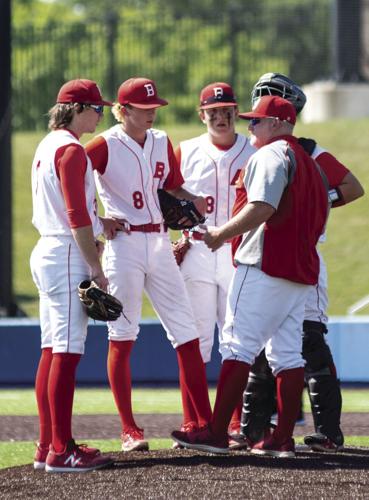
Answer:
[
  {"left": 57, "top": 99, "right": 113, "bottom": 106},
  {"left": 200, "top": 102, "right": 238, "bottom": 110},
  {"left": 122, "top": 98, "right": 169, "bottom": 109},
  {"left": 238, "top": 111, "right": 268, "bottom": 120}
]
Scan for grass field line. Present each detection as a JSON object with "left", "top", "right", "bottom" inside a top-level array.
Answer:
[{"left": 1, "top": 388, "right": 369, "bottom": 415}]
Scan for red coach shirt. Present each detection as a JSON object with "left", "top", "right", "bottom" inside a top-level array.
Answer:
[{"left": 234, "top": 135, "right": 328, "bottom": 285}]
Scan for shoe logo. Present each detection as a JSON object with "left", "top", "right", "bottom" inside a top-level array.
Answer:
[{"left": 64, "top": 454, "right": 82, "bottom": 467}]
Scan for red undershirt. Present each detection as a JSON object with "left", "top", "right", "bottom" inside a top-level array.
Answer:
[{"left": 54, "top": 135, "right": 90, "bottom": 229}]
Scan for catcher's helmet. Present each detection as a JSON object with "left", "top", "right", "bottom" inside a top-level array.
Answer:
[{"left": 251, "top": 73, "right": 306, "bottom": 114}]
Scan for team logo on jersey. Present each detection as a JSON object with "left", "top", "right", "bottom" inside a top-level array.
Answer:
[
  {"left": 144, "top": 83, "right": 155, "bottom": 97},
  {"left": 154, "top": 162, "right": 165, "bottom": 179},
  {"left": 213, "top": 87, "right": 223, "bottom": 98},
  {"left": 230, "top": 169, "right": 242, "bottom": 186}
]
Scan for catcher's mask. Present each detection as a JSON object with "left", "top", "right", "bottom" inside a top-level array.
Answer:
[{"left": 251, "top": 73, "right": 306, "bottom": 114}]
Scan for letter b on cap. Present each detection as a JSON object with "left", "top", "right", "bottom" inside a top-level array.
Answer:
[
  {"left": 213, "top": 87, "right": 223, "bottom": 97},
  {"left": 144, "top": 84, "right": 155, "bottom": 97}
]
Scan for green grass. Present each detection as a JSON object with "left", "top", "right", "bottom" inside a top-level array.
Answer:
[
  {"left": 1, "top": 387, "right": 369, "bottom": 416},
  {"left": 0, "top": 388, "right": 216, "bottom": 415},
  {"left": 13, "top": 119, "right": 369, "bottom": 317},
  {"left": 1, "top": 387, "right": 369, "bottom": 469},
  {"left": 0, "top": 439, "right": 173, "bottom": 469}
]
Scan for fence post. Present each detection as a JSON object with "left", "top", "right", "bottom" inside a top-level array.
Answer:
[
  {"left": 105, "top": 12, "right": 118, "bottom": 126},
  {"left": 0, "top": 0, "right": 19, "bottom": 316},
  {"left": 333, "top": 0, "right": 365, "bottom": 82}
]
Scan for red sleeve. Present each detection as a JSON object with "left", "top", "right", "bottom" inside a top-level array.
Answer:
[
  {"left": 174, "top": 145, "right": 182, "bottom": 166},
  {"left": 316, "top": 151, "right": 350, "bottom": 188},
  {"left": 163, "top": 139, "right": 185, "bottom": 190},
  {"left": 85, "top": 135, "right": 109, "bottom": 175},
  {"left": 55, "top": 144, "right": 92, "bottom": 228}
]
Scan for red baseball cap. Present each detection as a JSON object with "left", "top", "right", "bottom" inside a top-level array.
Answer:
[
  {"left": 117, "top": 78, "right": 168, "bottom": 109},
  {"left": 56, "top": 79, "right": 112, "bottom": 106},
  {"left": 239, "top": 95, "right": 296, "bottom": 124},
  {"left": 199, "top": 82, "right": 237, "bottom": 109}
]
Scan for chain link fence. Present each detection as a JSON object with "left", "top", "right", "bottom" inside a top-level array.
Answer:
[{"left": 12, "top": 0, "right": 333, "bottom": 130}]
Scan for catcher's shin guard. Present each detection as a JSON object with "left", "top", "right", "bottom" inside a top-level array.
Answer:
[
  {"left": 306, "top": 374, "right": 344, "bottom": 446},
  {"left": 303, "top": 320, "right": 343, "bottom": 446},
  {"left": 240, "top": 351, "right": 275, "bottom": 443},
  {"left": 302, "top": 320, "right": 333, "bottom": 372}
]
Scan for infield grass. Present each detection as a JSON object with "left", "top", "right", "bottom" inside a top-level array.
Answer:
[
  {"left": 2, "top": 387, "right": 369, "bottom": 416},
  {"left": 14, "top": 118, "right": 369, "bottom": 318}
]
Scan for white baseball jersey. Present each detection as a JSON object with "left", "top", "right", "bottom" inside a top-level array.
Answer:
[
  {"left": 95, "top": 125, "right": 172, "bottom": 223},
  {"left": 178, "top": 133, "right": 256, "bottom": 362},
  {"left": 31, "top": 129, "right": 102, "bottom": 237},
  {"left": 180, "top": 133, "right": 256, "bottom": 226},
  {"left": 87, "top": 126, "right": 199, "bottom": 347},
  {"left": 30, "top": 129, "right": 101, "bottom": 354}
]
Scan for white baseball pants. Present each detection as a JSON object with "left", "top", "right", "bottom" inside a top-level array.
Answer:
[
  {"left": 180, "top": 240, "right": 234, "bottom": 362},
  {"left": 103, "top": 231, "right": 199, "bottom": 348},
  {"left": 220, "top": 265, "right": 312, "bottom": 375},
  {"left": 30, "top": 236, "right": 90, "bottom": 354}
]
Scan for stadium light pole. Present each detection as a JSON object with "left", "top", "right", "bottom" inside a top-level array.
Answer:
[{"left": 0, "top": 0, "right": 18, "bottom": 317}]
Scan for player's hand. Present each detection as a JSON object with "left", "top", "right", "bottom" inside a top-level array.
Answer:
[
  {"left": 100, "top": 217, "right": 126, "bottom": 240},
  {"left": 114, "top": 218, "right": 132, "bottom": 234},
  {"left": 91, "top": 267, "right": 109, "bottom": 291},
  {"left": 200, "top": 224, "right": 225, "bottom": 252},
  {"left": 177, "top": 196, "right": 207, "bottom": 227},
  {"left": 193, "top": 196, "right": 207, "bottom": 216}
]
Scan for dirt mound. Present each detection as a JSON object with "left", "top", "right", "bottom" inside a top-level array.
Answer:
[{"left": 1, "top": 447, "right": 369, "bottom": 499}]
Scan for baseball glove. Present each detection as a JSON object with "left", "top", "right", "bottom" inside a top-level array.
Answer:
[
  {"left": 172, "top": 236, "right": 191, "bottom": 266},
  {"left": 78, "top": 280, "right": 123, "bottom": 321},
  {"left": 157, "top": 189, "right": 206, "bottom": 230}
]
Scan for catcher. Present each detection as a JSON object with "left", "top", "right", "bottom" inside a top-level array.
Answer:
[{"left": 234, "top": 73, "right": 364, "bottom": 454}]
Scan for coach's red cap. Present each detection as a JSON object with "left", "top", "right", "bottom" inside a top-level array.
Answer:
[
  {"left": 239, "top": 95, "right": 296, "bottom": 124},
  {"left": 199, "top": 82, "right": 237, "bottom": 109},
  {"left": 56, "top": 79, "right": 112, "bottom": 106},
  {"left": 117, "top": 78, "right": 168, "bottom": 109}
]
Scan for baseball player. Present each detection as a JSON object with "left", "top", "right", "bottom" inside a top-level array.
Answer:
[
  {"left": 175, "top": 82, "right": 256, "bottom": 436},
  {"left": 85, "top": 77, "right": 212, "bottom": 452},
  {"left": 30, "top": 79, "right": 120, "bottom": 472},
  {"left": 172, "top": 95, "right": 329, "bottom": 456},
  {"left": 235, "top": 73, "right": 364, "bottom": 453}
]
